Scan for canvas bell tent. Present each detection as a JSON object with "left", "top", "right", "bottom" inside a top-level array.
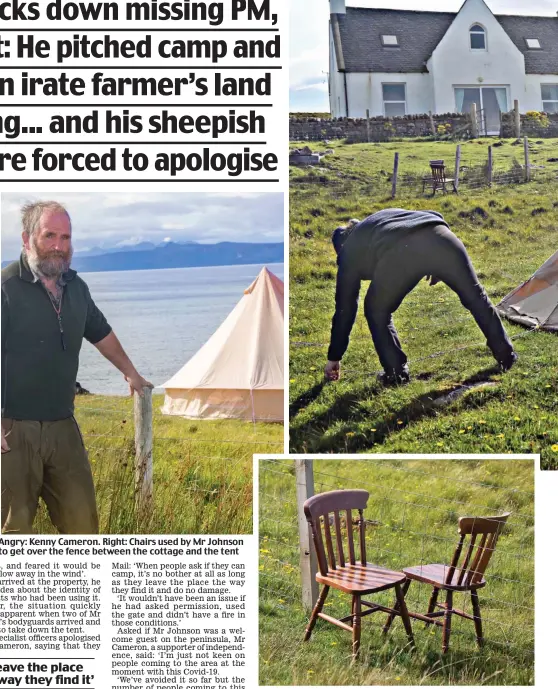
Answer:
[
  {"left": 497, "top": 251, "right": 558, "bottom": 332},
  {"left": 161, "top": 267, "right": 284, "bottom": 422}
]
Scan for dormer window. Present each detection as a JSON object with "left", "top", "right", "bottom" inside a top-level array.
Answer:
[
  {"left": 470, "top": 24, "right": 486, "bottom": 50},
  {"left": 525, "top": 38, "right": 541, "bottom": 50},
  {"left": 381, "top": 35, "right": 399, "bottom": 47}
]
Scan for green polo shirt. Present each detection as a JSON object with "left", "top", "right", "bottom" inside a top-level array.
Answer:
[{"left": 1, "top": 253, "right": 112, "bottom": 421}]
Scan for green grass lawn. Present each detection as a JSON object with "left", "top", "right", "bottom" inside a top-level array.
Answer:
[
  {"left": 33, "top": 394, "right": 283, "bottom": 534},
  {"left": 259, "top": 458, "right": 534, "bottom": 686},
  {"left": 289, "top": 138, "right": 558, "bottom": 467}
]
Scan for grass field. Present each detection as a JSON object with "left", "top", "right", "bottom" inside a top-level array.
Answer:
[
  {"left": 259, "top": 458, "right": 534, "bottom": 686},
  {"left": 33, "top": 394, "right": 283, "bottom": 534},
  {"left": 289, "top": 138, "right": 558, "bottom": 467}
]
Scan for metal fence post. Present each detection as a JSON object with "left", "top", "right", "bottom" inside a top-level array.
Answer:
[
  {"left": 134, "top": 387, "right": 153, "bottom": 519},
  {"left": 524, "top": 136, "right": 531, "bottom": 182},
  {"left": 366, "top": 109, "right": 370, "bottom": 143},
  {"left": 454, "top": 144, "right": 461, "bottom": 191},
  {"left": 391, "top": 152, "right": 399, "bottom": 199},
  {"left": 295, "top": 459, "right": 318, "bottom": 611}
]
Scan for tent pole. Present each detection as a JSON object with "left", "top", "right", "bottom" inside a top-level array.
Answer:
[{"left": 250, "top": 389, "right": 256, "bottom": 427}]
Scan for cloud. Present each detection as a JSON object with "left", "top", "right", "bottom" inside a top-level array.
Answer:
[{"left": 0, "top": 192, "right": 284, "bottom": 260}]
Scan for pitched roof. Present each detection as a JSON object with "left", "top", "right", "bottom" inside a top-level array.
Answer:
[
  {"left": 335, "top": 7, "right": 558, "bottom": 74},
  {"left": 496, "top": 15, "right": 558, "bottom": 74}
]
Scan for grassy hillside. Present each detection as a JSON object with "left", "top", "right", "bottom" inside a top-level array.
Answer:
[
  {"left": 33, "top": 394, "right": 283, "bottom": 534},
  {"left": 260, "top": 458, "right": 534, "bottom": 686},
  {"left": 289, "top": 138, "right": 558, "bottom": 467}
]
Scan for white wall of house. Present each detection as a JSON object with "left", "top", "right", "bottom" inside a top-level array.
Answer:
[
  {"left": 345, "top": 72, "right": 434, "bottom": 118},
  {"left": 329, "top": 23, "right": 346, "bottom": 117},
  {"left": 428, "top": 0, "right": 525, "bottom": 114},
  {"left": 524, "top": 75, "right": 558, "bottom": 111}
]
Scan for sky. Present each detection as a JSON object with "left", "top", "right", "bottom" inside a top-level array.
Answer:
[
  {"left": 0, "top": 192, "right": 284, "bottom": 259},
  {"left": 290, "top": 0, "right": 558, "bottom": 112}
]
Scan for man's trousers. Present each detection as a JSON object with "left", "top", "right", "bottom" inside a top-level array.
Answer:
[
  {"left": 1, "top": 417, "right": 98, "bottom": 534},
  {"left": 364, "top": 224, "right": 515, "bottom": 376}
]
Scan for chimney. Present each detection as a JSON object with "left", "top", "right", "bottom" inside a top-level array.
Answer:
[{"left": 330, "top": 0, "right": 346, "bottom": 15}]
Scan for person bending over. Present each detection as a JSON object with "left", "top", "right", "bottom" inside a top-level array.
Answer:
[{"left": 325, "top": 209, "right": 517, "bottom": 384}]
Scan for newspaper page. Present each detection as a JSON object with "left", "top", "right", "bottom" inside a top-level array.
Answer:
[{"left": 0, "top": 0, "right": 285, "bottom": 688}]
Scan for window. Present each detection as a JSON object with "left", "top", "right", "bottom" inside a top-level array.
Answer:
[
  {"left": 470, "top": 24, "right": 486, "bottom": 50},
  {"left": 525, "top": 38, "right": 541, "bottom": 50},
  {"left": 381, "top": 35, "right": 399, "bottom": 47},
  {"left": 382, "top": 83, "right": 406, "bottom": 117},
  {"left": 542, "top": 85, "right": 558, "bottom": 113}
]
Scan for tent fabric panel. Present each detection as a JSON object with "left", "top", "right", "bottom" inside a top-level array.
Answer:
[{"left": 161, "top": 388, "right": 284, "bottom": 422}]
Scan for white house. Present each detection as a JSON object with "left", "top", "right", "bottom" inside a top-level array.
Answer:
[{"left": 329, "top": 0, "right": 558, "bottom": 133}]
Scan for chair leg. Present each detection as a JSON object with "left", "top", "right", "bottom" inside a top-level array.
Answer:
[
  {"left": 471, "top": 590, "right": 484, "bottom": 649},
  {"left": 352, "top": 594, "right": 361, "bottom": 660},
  {"left": 382, "top": 579, "right": 410, "bottom": 634},
  {"left": 304, "top": 585, "right": 329, "bottom": 641},
  {"left": 395, "top": 583, "right": 415, "bottom": 648},
  {"left": 424, "top": 586, "right": 439, "bottom": 626},
  {"left": 442, "top": 590, "right": 453, "bottom": 654}
]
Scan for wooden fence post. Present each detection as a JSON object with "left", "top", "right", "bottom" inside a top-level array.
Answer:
[
  {"left": 514, "top": 100, "right": 521, "bottom": 138},
  {"left": 366, "top": 109, "right": 370, "bottom": 143},
  {"left": 487, "top": 145, "right": 493, "bottom": 187},
  {"left": 391, "top": 152, "right": 399, "bottom": 198},
  {"left": 524, "top": 136, "right": 530, "bottom": 182},
  {"left": 454, "top": 144, "right": 461, "bottom": 191},
  {"left": 429, "top": 111, "right": 436, "bottom": 136},
  {"left": 295, "top": 459, "right": 318, "bottom": 611},
  {"left": 134, "top": 387, "right": 153, "bottom": 518},
  {"left": 471, "top": 103, "right": 478, "bottom": 138}
]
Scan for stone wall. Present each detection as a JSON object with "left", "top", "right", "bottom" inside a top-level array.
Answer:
[
  {"left": 290, "top": 113, "right": 470, "bottom": 142},
  {"left": 500, "top": 111, "right": 558, "bottom": 138}
]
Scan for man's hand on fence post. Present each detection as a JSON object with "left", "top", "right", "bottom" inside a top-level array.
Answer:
[{"left": 126, "top": 373, "right": 154, "bottom": 397}]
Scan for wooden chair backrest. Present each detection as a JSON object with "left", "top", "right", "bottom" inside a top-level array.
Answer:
[
  {"left": 304, "top": 490, "right": 369, "bottom": 576},
  {"left": 446, "top": 513, "right": 511, "bottom": 586},
  {"left": 430, "top": 160, "right": 447, "bottom": 183}
]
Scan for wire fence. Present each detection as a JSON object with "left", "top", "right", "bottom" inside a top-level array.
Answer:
[
  {"left": 34, "top": 392, "right": 283, "bottom": 535},
  {"left": 259, "top": 458, "right": 534, "bottom": 659}
]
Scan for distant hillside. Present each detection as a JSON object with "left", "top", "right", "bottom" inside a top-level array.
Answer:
[{"left": 2, "top": 242, "right": 284, "bottom": 273}]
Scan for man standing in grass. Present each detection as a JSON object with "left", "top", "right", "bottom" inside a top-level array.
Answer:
[
  {"left": 325, "top": 209, "right": 517, "bottom": 384},
  {"left": 1, "top": 201, "right": 153, "bottom": 534}
]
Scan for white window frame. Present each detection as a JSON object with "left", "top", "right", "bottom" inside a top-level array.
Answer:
[
  {"left": 382, "top": 83, "right": 407, "bottom": 117},
  {"left": 525, "top": 38, "right": 542, "bottom": 50},
  {"left": 381, "top": 35, "right": 399, "bottom": 47},
  {"left": 541, "top": 84, "right": 558, "bottom": 112},
  {"left": 469, "top": 23, "right": 487, "bottom": 52}
]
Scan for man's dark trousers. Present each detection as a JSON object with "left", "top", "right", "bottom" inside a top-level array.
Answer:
[{"left": 364, "top": 224, "right": 514, "bottom": 375}]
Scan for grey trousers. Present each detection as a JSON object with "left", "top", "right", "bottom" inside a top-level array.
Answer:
[
  {"left": 1, "top": 417, "right": 98, "bottom": 534},
  {"left": 364, "top": 225, "right": 514, "bottom": 375}
]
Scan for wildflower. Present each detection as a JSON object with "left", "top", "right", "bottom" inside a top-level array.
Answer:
[
  {"left": 346, "top": 432, "right": 355, "bottom": 438},
  {"left": 371, "top": 428, "right": 377, "bottom": 432},
  {"left": 459, "top": 429, "right": 466, "bottom": 434},
  {"left": 496, "top": 434, "right": 505, "bottom": 439},
  {"left": 551, "top": 445, "right": 558, "bottom": 453},
  {"left": 514, "top": 416, "right": 521, "bottom": 421},
  {"left": 436, "top": 442, "right": 444, "bottom": 447},
  {"left": 397, "top": 420, "right": 403, "bottom": 425},
  {"left": 310, "top": 367, "right": 316, "bottom": 372},
  {"left": 289, "top": 379, "right": 296, "bottom": 383},
  {"left": 479, "top": 420, "right": 487, "bottom": 424},
  {"left": 278, "top": 599, "right": 286, "bottom": 604}
]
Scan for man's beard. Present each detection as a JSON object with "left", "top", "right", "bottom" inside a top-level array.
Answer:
[{"left": 27, "top": 237, "right": 73, "bottom": 279}]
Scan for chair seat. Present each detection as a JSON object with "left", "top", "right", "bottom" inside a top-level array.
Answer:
[
  {"left": 403, "top": 563, "right": 486, "bottom": 591},
  {"left": 316, "top": 562, "right": 406, "bottom": 594}
]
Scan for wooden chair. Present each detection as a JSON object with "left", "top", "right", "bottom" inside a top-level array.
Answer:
[
  {"left": 303, "top": 489, "right": 414, "bottom": 659},
  {"left": 422, "top": 160, "right": 457, "bottom": 195},
  {"left": 384, "top": 512, "right": 510, "bottom": 653}
]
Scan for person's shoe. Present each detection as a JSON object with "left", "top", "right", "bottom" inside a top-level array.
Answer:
[
  {"left": 498, "top": 351, "right": 518, "bottom": 372},
  {"left": 378, "top": 368, "right": 411, "bottom": 386}
]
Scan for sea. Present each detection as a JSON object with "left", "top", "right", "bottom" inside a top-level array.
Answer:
[{"left": 77, "top": 263, "right": 284, "bottom": 395}]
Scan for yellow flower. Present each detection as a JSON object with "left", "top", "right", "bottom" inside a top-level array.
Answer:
[
  {"left": 346, "top": 432, "right": 355, "bottom": 438},
  {"left": 467, "top": 426, "right": 473, "bottom": 430},
  {"left": 397, "top": 420, "right": 403, "bottom": 425},
  {"left": 371, "top": 428, "right": 377, "bottom": 432},
  {"left": 278, "top": 599, "right": 285, "bottom": 604},
  {"left": 551, "top": 445, "right": 558, "bottom": 453},
  {"left": 310, "top": 367, "right": 316, "bottom": 371},
  {"left": 514, "top": 416, "right": 521, "bottom": 421},
  {"left": 459, "top": 429, "right": 466, "bottom": 434},
  {"left": 331, "top": 642, "right": 337, "bottom": 646},
  {"left": 436, "top": 442, "right": 444, "bottom": 447},
  {"left": 289, "top": 379, "right": 296, "bottom": 383},
  {"left": 497, "top": 434, "right": 505, "bottom": 438},
  {"left": 479, "top": 420, "right": 487, "bottom": 424}
]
